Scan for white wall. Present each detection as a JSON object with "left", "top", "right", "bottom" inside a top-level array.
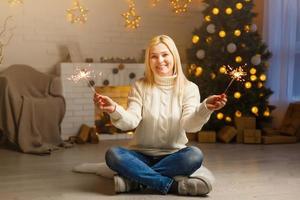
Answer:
[{"left": 0, "top": 0, "right": 205, "bottom": 74}]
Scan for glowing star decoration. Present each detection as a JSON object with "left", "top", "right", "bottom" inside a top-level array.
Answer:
[
  {"left": 67, "top": 66, "right": 102, "bottom": 93},
  {"left": 170, "top": 0, "right": 192, "bottom": 14},
  {"left": 223, "top": 65, "right": 247, "bottom": 94},
  {"left": 66, "top": 0, "right": 89, "bottom": 24},
  {"left": 8, "top": 0, "right": 23, "bottom": 6},
  {"left": 122, "top": 0, "right": 141, "bottom": 29}
]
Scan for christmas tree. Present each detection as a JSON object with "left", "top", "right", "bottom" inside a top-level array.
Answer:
[{"left": 186, "top": 0, "right": 274, "bottom": 131}]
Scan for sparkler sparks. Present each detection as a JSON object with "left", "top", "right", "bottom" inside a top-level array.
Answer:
[
  {"left": 224, "top": 65, "right": 247, "bottom": 94},
  {"left": 67, "top": 66, "right": 102, "bottom": 93}
]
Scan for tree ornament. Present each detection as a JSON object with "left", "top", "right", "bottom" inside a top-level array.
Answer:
[
  {"left": 196, "top": 49, "right": 205, "bottom": 59},
  {"left": 244, "top": 25, "right": 250, "bottom": 32},
  {"left": 129, "top": 72, "right": 136, "bottom": 79},
  {"left": 236, "top": 2, "right": 243, "bottom": 10},
  {"left": 204, "top": 15, "right": 211, "bottom": 22},
  {"left": 217, "top": 112, "right": 224, "bottom": 120},
  {"left": 192, "top": 35, "right": 200, "bottom": 44},
  {"left": 235, "top": 56, "right": 242, "bottom": 63},
  {"left": 251, "top": 54, "right": 261, "bottom": 65},
  {"left": 206, "top": 36, "right": 212, "bottom": 44},
  {"left": 250, "top": 24, "right": 257, "bottom": 32},
  {"left": 227, "top": 43, "right": 237, "bottom": 53},
  {"left": 225, "top": 7, "right": 233, "bottom": 15},
  {"left": 234, "top": 92, "right": 241, "bottom": 99},
  {"left": 259, "top": 74, "right": 267, "bottom": 81},
  {"left": 219, "top": 30, "right": 226, "bottom": 38},
  {"left": 250, "top": 75, "right": 257, "bottom": 81},
  {"left": 210, "top": 72, "right": 216, "bottom": 79},
  {"left": 66, "top": 0, "right": 89, "bottom": 24},
  {"left": 206, "top": 24, "right": 216, "bottom": 34},
  {"left": 251, "top": 106, "right": 259, "bottom": 115},
  {"left": 257, "top": 82, "right": 263, "bottom": 88},
  {"left": 250, "top": 67, "right": 256, "bottom": 74},
  {"left": 219, "top": 66, "right": 227, "bottom": 74},
  {"left": 225, "top": 116, "right": 232, "bottom": 122},
  {"left": 245, "top": 81, "right": 252, "bottom": 89},
  {"left": 263, "top": 109, "right": 270, "bottom": 117},
  {"left": 194, "top": 66, "right": 203, "bottom": 77},
  {"left": 212, "top": 8, "right": 220, "bottom": 15},
  {"left": 235, "top": 110, "right": 242, "bottom": 117},
  {"left": 234, "top": 29, "right": 241, "bottom": 37}
]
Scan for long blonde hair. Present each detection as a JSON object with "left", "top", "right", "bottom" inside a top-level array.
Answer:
[{"left": 144, "top": 35, "right": 188, "bottom": 99}]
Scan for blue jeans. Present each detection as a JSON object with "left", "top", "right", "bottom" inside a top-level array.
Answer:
[{"left": 105, "top": 146, "right": 203, "bottom": 194}]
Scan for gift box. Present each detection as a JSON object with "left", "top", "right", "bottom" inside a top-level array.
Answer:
[
  {"left": 217, "top": 126, "right": 237, "bottom": 143},
  {"left": 186, "top": 132, "right": 198, "bottom": 141},
  {"left": 262, "top": 135, "right": 297, "bottom": 144},
  {"left": 243, "top": 129, "right": 261, "bottom": 144},
  {"left": 198, "top": 131, "right": 216, "bottom": 143},
  {"left": 234, "top": 116, "right": 256, "bottom": 130}
]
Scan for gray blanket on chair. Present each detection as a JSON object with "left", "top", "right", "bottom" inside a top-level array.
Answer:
[{"left": 0, "top": 64, "right": 67, "bottom": 154}]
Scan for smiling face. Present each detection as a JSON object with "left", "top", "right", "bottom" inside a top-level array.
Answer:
[{"left": 149, "top": 43, "right": 174, "bottom": 77}]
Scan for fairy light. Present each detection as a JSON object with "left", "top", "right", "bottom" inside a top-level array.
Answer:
[
  {"left": 217, "top": 112, "right": 224, "bottom": 120},
  {"left": 225, "top": 8, "right": 233, "bottom": 15},
  {"left": 66, "top": 0, "right": 88, "bottom": 24},
  {"left": 223, "top": 65, "right": 247, "bottom": 94},
  {"left": 8, "top": 0, "right": 23, "bottom": 6},
  {"left": 234, "top": 29, "right": 241, "bottom": 37},
  {"left": 204, "top": 15, "right": 211, "bottom": 22},
  {"left": 235, "top": 110, "right": 242, "bottom": 117},
  {"left": 195, "top": 66, "right": 203, "bottom": 76},
  {"left": 122, "top": 0, "right": 141, "bottom": 29},
  {"left": 151, "top": 0, "right": 160, "bottom": 7},
  {"left": 192, "top": 35, "right": 200, "bottom": 44},
  {"left": 212, "top": 7, "right": 219, "bottom": 15},
  {"left": 170, "top": 0, "right": 193, "bottom": 14}
]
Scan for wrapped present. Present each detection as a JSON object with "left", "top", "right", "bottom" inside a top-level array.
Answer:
[
  {"left": 198, "top": 131, "right": 216, "bottom": 143},
  {"left": 234, "top": 117, "right": 256, "bottom": 130},
  {"left": 236, "top": 129, "right": 244, "bottom": 143},
  {"left": 77, "top": 124, "right": 91, "bottom": 144},
  {"left": 217, "top": 126, "right": 237, "bottom": 143},
  {"left": 262, "top": 135, "right": 297, "bottom": 144},
  {"left": 244, "top": 129, "right": 261, "bottom": 144},
  {"left": 186, "top": 132, "right": 198, "bottom": 141}
]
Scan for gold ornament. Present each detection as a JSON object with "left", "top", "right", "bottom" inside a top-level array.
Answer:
[
  {"left": 234, "top": 29, "right": 241, "bottom": 37},
  {"left": 190, "top": 64, "right": 197, "bottom": 70},
  {"left": 66, "top": 0, "right": 89, "bottom": 24},
  {"left": 235, "top": 110, "right": 242, "bottom": 117},
  {"left": 250, "top": 68, "right": 257, "bottom": 74},
  {"left": 234, "top": 92, "right": 241, "bottom": 99},
  {"left": 235, "top": 56, "right": 242, "bottom": 63},
  {"left": 204, "top": 15, "right": 211, "bottom": 22},
  {"left": 122, "top": 0, "right": 141, "bottom": 29},
  {"left": 225, "top": 8, "right": 233, "bottom": 15},
  {"left": 195, "top": 66, "right": 203, "bottom": 77},
  {"left": 192, "top": 35, "right": 200, "bottom": 44},
  {"left": 251, "top": 106, "right": 259, "bottom": 115},
  {"left": 257, "top": 82, "right": 263, "bottom": 88},
  {"left": 236, "top": 2, "right": 243, "bottom": 10},
  {"left": 260, "top": 74, "right": 267, "bottom": 81},
  {"left": 170, "top": 0, "right": 192, "bottom": 13},
  {"left": 212, "top": 8, "right": 220, "bottom": 15},
  {"left": 263, "top": 110, "right": 270, "bottom": 117},
  {"left": 210, "top": 72, "right": 216, "bottom": 79},
  {"left": 219, "top": 66, "right": 227, "bottom": 74},
  {"left": 206, "top": 36, "right": 212, "bottom": 44},
  {"left": 225, "top": 116, "right": 232, "bottom": 122},
  {"left": 244, "top": 25, "right": 250, "bottom": 32},
  {"left": 217, "top": 112, "right": 224, "bottom": 120},
  {"left": 245, "top": 81, "right": 252, "bottom": 89},
  {"left": 219, "top": 30, "right": 226, "bottom": 38},
  {"left": 250, "top": 75, "right": 257, "bottom": 81}
]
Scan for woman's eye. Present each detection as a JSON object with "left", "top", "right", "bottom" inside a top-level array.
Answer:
[{"left": 163, "top": 54, "right": 168, "bottom": 57}]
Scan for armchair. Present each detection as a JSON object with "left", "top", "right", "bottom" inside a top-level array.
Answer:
[{"left": 0, "top": 64, "right": 67, "bottom": 154}]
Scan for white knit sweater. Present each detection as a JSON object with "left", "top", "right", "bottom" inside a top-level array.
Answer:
[{"left": 109, "top": 75, "right": 213, "bottom": 156}]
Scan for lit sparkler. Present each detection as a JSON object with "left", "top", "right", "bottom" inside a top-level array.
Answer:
[
  {"left": 223, "top": 65, "right": 247, "bottom": 94},
  {"left": 67, "top": 66, "right": 102, "bottom": 93}
]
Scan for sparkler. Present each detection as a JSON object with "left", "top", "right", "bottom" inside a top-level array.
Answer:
[
  {"left": 223, "top": 65, "right": 247, "bottom": 94},
  {"left": 67, "top": 66, "right": 102, "bottom": 94}
]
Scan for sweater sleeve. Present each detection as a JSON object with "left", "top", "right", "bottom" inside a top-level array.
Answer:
[
  {"left": 108, "top": 81, "right": 143, "bottom": 131},
  {"left": 181, "top": 82, "right": 213, "bottom": 133}
]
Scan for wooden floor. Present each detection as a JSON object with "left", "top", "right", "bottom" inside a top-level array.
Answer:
[{"left": 1, "top": 140, "right": 300, "bottom": 200}]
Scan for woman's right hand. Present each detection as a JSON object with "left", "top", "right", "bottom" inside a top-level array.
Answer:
[{"left": 93, "top": 93, "right": 117, "bottom": 113}]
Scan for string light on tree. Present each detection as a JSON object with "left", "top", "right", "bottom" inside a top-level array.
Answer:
[
  {"left": 225, "top": 116, "right": 232, "bottom": 122},
  {"left": 219, "top": 30, "right": 226, "bottom": 38},
  {"left": 66, "top": 0, "right": 88, "bottom": 24},
  {"left": 251, "top": 106, "right": 259, "bottom": 115},
  {"left": 212, "top": 7, "right": 220, "bottom": 15},
  {"left": 234, "top": 92, "right": 241, "bottom": 99},
  {"left": 235, "top": 56, "right": 242, "bottom": 63},
  {"left": 250, "top": 75, "right": 257, "bottom": 81},
  {"left": 194, "top": 66, "right": 203, "bottom": 77},
  {"left": 250, "top": 67, "right": 257, "bottom": 74},
  {"left": 225, "top": 7, "right": 233, "bottom": 15},
  {"left": 170, "top": 0, "right": 192, "bottom": 14},
  {"left": 245, "top": 81, "right": 252, "bottom": 89},
  {"left": 235, "top": 110, "right": 242, "bottom": 117},
  {"left": 192, "top": 35, "right": 200, "bottom": 44},
  {"left": 236, "top": 2, "right": 243, "bottom": 10},
  {"left": 217, "top": 112, "right": 224, "bottom": 120},
  {"left": 122, "top": 0, "right": 141, "bottom": 29},
  {"left": 234, "top": 29, "right": 241, "bottom": 37},
  {"left": 204, "top": 15, "right": 211, "bottom": 22},
  {"left": 259, "top": 74, "right": 267, "bottom": 81}
]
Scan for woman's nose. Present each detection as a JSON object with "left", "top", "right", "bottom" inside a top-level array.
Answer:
[{"left": 158, "top": 55, "right": 164, "bottom": 63}]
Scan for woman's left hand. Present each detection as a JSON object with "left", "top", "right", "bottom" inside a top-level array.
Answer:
[{"left": 205, "top": 93, "right": 227, "bottom": 111}]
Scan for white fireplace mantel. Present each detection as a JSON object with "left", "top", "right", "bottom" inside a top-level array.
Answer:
[{"left": 58, "top": 63, "right": 145, "bottom": 139}]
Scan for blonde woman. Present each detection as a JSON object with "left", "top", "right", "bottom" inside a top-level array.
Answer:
[{"left": 94, "top": 35, "right": 227, "bottom": 196}]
